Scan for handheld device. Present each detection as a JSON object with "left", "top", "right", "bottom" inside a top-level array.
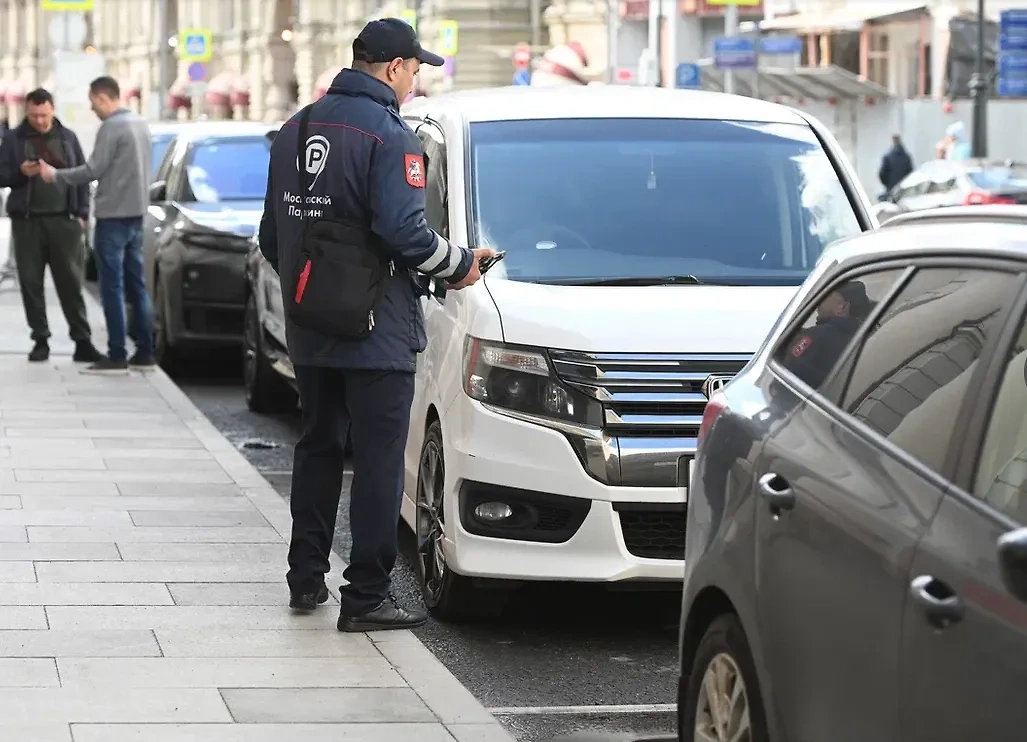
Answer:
[{"left": 479, "top": 251, "right": 506, "bottom": 274}]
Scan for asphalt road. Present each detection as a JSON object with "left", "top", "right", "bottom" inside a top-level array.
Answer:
[{"left": 106, "top": 333, "right": 682, "bottom": 741}]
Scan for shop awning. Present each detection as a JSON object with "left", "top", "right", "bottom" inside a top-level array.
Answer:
[
  {"left": 695, "top": 62, "right": 891, "bottom": 101},
  {"left": 759, "top": 3, "right": 928, "bottom": 33}
]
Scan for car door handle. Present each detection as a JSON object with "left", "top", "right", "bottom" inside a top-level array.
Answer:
[
  {"left": 758, "top": 473, "right": 795, "bottom": 513},
  {"left": 910, "top": 575, "right": 964, "bottom": 629}
]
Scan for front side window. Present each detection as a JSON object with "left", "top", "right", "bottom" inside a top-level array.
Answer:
[
  {"left": 185, "top": 137, "right": 271, "bottom": 202},
  {"left": 974, "top": 315, "right": 1027, "bottom": 524},
  {"left": 774, "top": 269, "right": 906, "bottom": 392},
  {"left": 151, "top": 134, "right": 175, "bottom": 179},
  {"left": 468, "top": 118, "right": 863, "bottom": 286},
  {"left": 840, "top": 267, "right": 1018, "bottom": 477}
]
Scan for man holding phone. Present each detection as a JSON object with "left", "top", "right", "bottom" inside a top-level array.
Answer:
[{"left": 0, "top": 88, "right": 102, "bottom": 363}]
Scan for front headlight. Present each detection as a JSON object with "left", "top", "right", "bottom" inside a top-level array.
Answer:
[{"left": 462, "top": 338, "right": 602, "bottom": 428}]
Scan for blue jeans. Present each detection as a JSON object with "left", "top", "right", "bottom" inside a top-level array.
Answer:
[{"left": 94, "top": 217, "right": 154, "bottom": 362}]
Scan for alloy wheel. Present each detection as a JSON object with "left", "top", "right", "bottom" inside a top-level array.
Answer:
[
  {"left": 416, "top": 438, "right": 447, "bottom": 604},
  {"left": 694, "top": 653, "right": 752, "bottom": 742}
]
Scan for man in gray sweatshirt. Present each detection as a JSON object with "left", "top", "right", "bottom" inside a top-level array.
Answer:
[{"left": 39, "top": 76, "right": 154, "bottom": 374}]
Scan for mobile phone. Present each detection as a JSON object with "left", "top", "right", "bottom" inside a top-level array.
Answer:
[{"left": 479, "top": 251, "right": 506, "bottom": 274}]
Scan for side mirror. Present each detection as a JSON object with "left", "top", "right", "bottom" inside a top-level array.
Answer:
[
  {"left": 997, "top": 528, "right": 1027, "bottom": 602},
  {"left": 149, "top": 181, "right": 167, "bottom": 202}
]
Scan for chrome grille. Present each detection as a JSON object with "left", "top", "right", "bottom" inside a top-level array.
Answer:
[{"left": 549, "top": 351, "right": 751, "bottom": 487}]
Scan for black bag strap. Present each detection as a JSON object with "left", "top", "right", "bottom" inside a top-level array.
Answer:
[{"left": 297, "top": 103, "right": 314, "bottom": 237}]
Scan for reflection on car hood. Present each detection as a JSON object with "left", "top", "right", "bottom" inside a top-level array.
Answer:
[
  {"left": 483, "top": 279, "right": 796, "bottom": 353},
  {"left": 178, "top": 199, "right": 264, "bottom": 237}
]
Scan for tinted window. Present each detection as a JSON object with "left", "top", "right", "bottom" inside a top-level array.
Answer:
[
  {"left": 775, "top": 270, "right": 906, "bottom": 392},
  {"left": 974, "top": 316, "right": 1027, "bottom": 523},
  {"left": 151, "top": 134, "right": 175, "bottom": 178},
  {"left": 841, "top": 268, "right": 1018, "bottom": 476},
  {"left": 469, "top": 118, "right": 862, "bottom": 286},
  {"left": 185, "top": 137, "right": 271, "bottom": 202},
  {"left": 967, "top": 165, "right": 1027, "bottom": 190}
]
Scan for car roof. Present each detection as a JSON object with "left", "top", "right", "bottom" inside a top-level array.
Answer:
[
  {"left": 881, "top": 206, "right": 1027, "bottom": 228},
  {"left": 402, "top": 86, "right": 809, "bottom": 126}
]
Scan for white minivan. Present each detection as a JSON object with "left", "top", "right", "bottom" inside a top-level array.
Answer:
[{"left": 399, "top": 86, "right": 875, "bottom": 619}]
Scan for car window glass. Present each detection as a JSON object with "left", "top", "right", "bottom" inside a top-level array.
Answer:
[
  {"left": 153, "top": 136, "right": 177, "bottom": 184},
  {"left": 973, "top": 316, "right": 1027, "bottom": 523},
  {"left": 774, "top": 269, "right": 906, "bottom": 392},
  {"left": 469, "top": 118, "right": 862, "bottom": 286},
  {"left": 165, "top": 141, "right": 189, "bottom": 201},
  {"left": 417, "top": 129, "right": 448, "bottom": 238},
  {"left": 185, "top": 137, "right": 271, "bottom": 202},
  {"left": 151, "top": 134, "right": 176, "bottom": 180},
  {"left": 841, "top": 268, "right": 1017, "bottom": 476}
]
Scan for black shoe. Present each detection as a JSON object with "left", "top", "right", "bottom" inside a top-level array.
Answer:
[
  {"left": 73, "top": 342, "right": 104, "bottom": 363},
  {"left": 129, "top": 352, "right": 157, "bottom": 370},
  {"left": 28, "top": 341, "right": 49, "bottom": 362},
  {"left": 80, "top": 357, "right": 129, "bottom": 375},
  {"left": 337, "top": 594, "right": 428, "bottom": 632},
  {"left": 289, "top": 584, "right": 330, "bottom": 612}
]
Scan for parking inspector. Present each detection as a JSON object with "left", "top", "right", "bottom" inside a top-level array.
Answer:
[{"left": 259, "top": 18, "right": 495, "bottom": 631}]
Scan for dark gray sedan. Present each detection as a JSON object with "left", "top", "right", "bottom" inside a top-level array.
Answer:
[{"left": 678, "top": 206, "right": 1027, "bottom": 742}]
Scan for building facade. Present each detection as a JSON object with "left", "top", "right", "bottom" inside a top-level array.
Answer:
[{"left": 0, "top": 0, "right": 551, "bottom": 126}]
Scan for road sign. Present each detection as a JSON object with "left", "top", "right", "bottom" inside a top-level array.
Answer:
[
  {"left": 41, "top": 0, "right": 93, "bottom": 10},
  {"left": 705, "top": 0, "right": 761, "bottom": 5},
  {"left": 713, "top": 37, "right": 757, "bottom": 69},
  {"left": 675, "top": 63, "right": 700, "bottom": 89},
  {"left": 398, "top": 9, "right": 416, "bottom": 30},
  {"left": 513, "top": 42, "right": 531, "bottom": 69},
  {"left": 513, "top": 69, "right": 530, "bottom": 86},
  {"left": 178, "top": 28, "right": 213, "bottom": 63},
  {"left": 999, "top": 10, "right": 1027, "bottom": 97},
  {"left": 187, "top": 62, "right": 207, "bottom": 82},
  {"left": 760, "top": 35, "right": 802, "bottom": 55},
  {"left": 438, "top": 20, "right": 458, "bottom": 56}
]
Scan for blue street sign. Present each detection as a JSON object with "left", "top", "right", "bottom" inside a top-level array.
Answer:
[
  {"left": 187, "top": 62, "right": 207, "bottom": 82},
  {"left": 759, "top": 35, "right": 802, "bottom": 55},
  {"left": 513, "top": 68, "right": 530, "bottom": 86},
  {"left": 998, "top": 9, "right": 1027, "bottom": 96},
  {"left": 999, "top": 54, "right": 1027, "bottom": 76},
  {"left": 675, "top": 63, "right": 700, "bottom": 89},
  {"left": 713, "top": 37, "right": 757, "bottom": 70},
  {"left": 999, "top": 76, "right": 1027, "bottom": 97},
  {"left": 1000, "top": 9, "right": 1027, "bottom": 30},
  {"left": 1001, "top": 33, "right": 1027, "bottom": 52}
]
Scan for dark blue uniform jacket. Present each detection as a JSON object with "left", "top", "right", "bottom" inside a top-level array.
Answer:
[{"left": 258, "top": 69, "right": 473, "bottom": 372}]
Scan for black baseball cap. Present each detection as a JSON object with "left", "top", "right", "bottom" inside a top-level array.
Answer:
[{"left": 353, "top": 18, "right": 445, "bottom": 67}]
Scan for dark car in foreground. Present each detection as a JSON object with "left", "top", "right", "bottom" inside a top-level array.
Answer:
[
  {"left": 874, "top": 158, "right": 1027, "bottom": 224},
  {"left": 145, "top": 122, "right": 277, "bottom": 370},
  {"left": 677, "top": 206, "right": 1027, "bottom": 742}
]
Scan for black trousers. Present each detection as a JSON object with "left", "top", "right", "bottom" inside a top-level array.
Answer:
[
  {"left": 11, "top": 215, "right": 91, "bottom": 344},
  {"left": 286, "top": 365, "right": 415, "bottom": 616}
]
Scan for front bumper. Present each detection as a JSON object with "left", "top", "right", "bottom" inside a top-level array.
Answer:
[
  {"left": 164, "top": 243, "right": 247, "bottom": 345},
  {"left": 437, "top": 396, "right": 687, "bottom": 583}
]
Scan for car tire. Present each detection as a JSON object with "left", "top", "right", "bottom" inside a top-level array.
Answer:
[
  {"left": 415, "top": 420, "right": 508, "bottom": 622},
  {"left": 243, "top": 293, "right": 297, "bottom": 414},
  {"left": 153, "top": 276, "right": 180, "bottom": 374},
  {"left": 681, "top": 614, "right": 769, "bottom": 742}
]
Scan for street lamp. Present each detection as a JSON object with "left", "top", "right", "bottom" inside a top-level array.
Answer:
[{"left": 970, "top": 0, "right": 988, "bottom": 157}]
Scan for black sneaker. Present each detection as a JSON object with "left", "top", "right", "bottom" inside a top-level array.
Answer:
[
  {"left": 81, "top": 357, "right": 129, "bottom": 375},
  {"left": 289, "top": 584, "right": 330, "bottom": 613},
  {"left": 73, "top": 342, "right": 104, "bottom": 363},
  {"left": 337, "top": 594, "right": 428, "bottom": 632},
  {"left": 28, "top": 341, "right": 49, "bottom": 362},
  {"left": 129, "top": 352, "right": 157, "bottom": 371}
]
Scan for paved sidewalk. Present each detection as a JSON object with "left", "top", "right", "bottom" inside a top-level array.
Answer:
[{"left": 0, "top": 226, "right": 514, "bottom": 741}]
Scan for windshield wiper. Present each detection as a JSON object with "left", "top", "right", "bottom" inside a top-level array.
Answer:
[{"left": 563, "top": 275, "right": 707, "bottom": 287}]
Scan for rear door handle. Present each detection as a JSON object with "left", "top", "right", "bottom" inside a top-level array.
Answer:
[
  {"left": 910, "top": 575, "right": 964, "bottom": 629},
  {"left": 758, "top": 472, "right": 795, "bottom": 513}
]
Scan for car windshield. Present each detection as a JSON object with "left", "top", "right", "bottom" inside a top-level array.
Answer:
[
  {"left": 151, "top": 134, "right": 175, "bottom": 178},
  {"left": 185, "top": 137, "right": 271, "bottom": 202},
  {"left": 469, "top": 118, "right": 863, "bottom": 286},
  {"left": 968, "top": 164, "right": 1027, "bottom": 190}
]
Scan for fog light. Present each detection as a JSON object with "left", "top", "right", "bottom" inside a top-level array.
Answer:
[{"left": 473, "top": 501, "right": 513, "bottom": 522}]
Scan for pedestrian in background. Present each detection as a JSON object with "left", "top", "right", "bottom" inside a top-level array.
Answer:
[
  {"left": 259, "top": 18, "right": 494, "bottom": 631},
  {"left": 878, "top": 134, "right": 914, "bottom": 195},
  {"left": 38, "top": 76, "right": 154, "bottom": 374},
  {"left": 0, "top": 88, "right": 103, "bottom": 364}
]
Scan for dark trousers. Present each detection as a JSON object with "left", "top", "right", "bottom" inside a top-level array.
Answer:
[
  {"left": 11, "top": 215, "right": 91, "bottom": 344},
  {"left": 287, "top": 365, "right": 415, "bottom": 616},
  {"left": 94, "top": 217, "right": 153, "bottom": 362}
]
